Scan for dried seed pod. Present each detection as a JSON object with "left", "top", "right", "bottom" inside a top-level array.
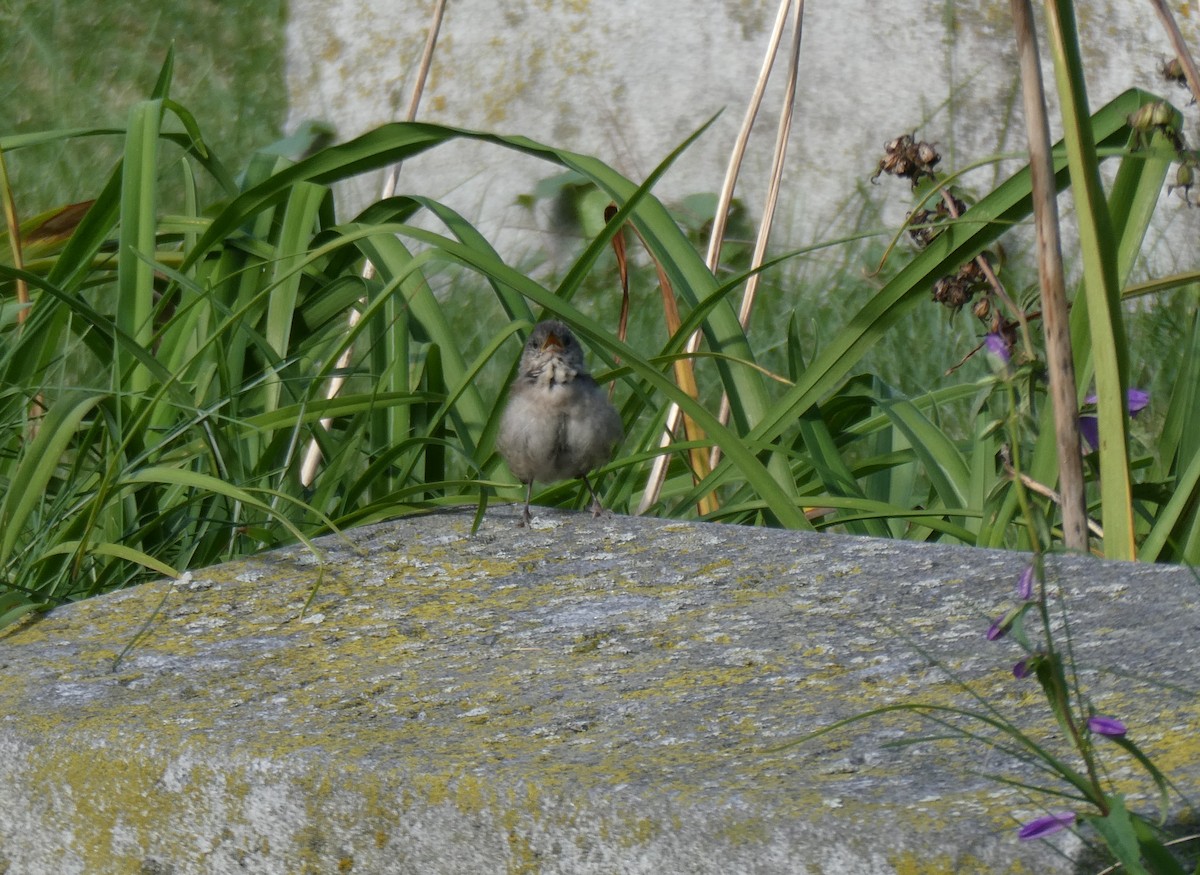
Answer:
[
  {"left": 873, "top": 133, "right": 941, "bottom": 187},
  {"left": 958, "top": 260, "right": 985, "bottom": 282},
  {"left": 1129, "top": 103, "right": 1158, "bottom": 131},
  {"left": 1150, "top": 101, "right": 1176, "bottom": 128},
  {"left": 907, "top": 209, "right": 938, "bottom": 247},
  {"left": 931, "top": 260, "right": 991, "bottom": 313},
  {"left": 1160, "top": 57, "right": 1187, "bottom": 89},
  {"left": 932, "top": 274, "right": 972, "bottom": 311},
  {"left": 1168, "top": 160, "right": 1195, "bottom": 204},
  {"left": 1129, "top": 100, "right": 1182, "bottom": 150}
]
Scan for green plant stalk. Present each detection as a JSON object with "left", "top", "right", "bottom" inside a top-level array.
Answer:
[{"left": 1042, "top": 0, "right": 1134, "bottom": 560}]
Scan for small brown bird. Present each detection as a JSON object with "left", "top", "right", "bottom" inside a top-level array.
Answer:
[{"left": 497, "top": 320, "right": 623, "bottom": 526}]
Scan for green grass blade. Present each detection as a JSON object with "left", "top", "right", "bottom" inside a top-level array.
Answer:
[
  {"left": 878, "top": 397, "right": 971, "bottom": 510},
  {"left": 795, "top": 407, "right": 889, "bottom": 538},
  {"left": 0, "top": 392, "right": 106, "bottom": 564},
  {"left": 263, "top": 181, "right": 328, "bottom": 412},
  {"left": 117, "top": 99, "right": 164, "bottom": 398},
  {"left": 1044, "top": 0, "right": 1133, "bottom": 558},
  {"left": 1138, "top": 440, "right": 1200, "bottom": 562},
  {"left": 38, "top": 541, "right": 181, "bottom": 580}
]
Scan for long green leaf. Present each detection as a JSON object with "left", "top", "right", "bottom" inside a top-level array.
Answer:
[
  {"left": 117, "top": 99, "right": 164, "bottom": 398},
  {"left": 1043, "top": 0, "right": 1133, "bottom": 559},
  {"left": 263, "top": 181, "right": 328, "bottom": 412},
  {"left": 0, "top": 392, "right": 106, "bottom": 563}
]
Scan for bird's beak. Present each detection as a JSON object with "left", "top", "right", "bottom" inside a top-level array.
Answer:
[{"left": 541, "top": 332, "right": 564, "bottom": 352}]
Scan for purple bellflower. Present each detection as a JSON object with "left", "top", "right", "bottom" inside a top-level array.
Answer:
[{"left": 1079, "top": 389, "right": 1150, "bottom": 451}]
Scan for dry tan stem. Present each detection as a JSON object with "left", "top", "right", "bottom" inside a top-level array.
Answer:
[
  {"left": 1005, "top": 461, "right": 1104, "bottom": 540},
  {"left": 300, "top": 0, "right": 449, "bottom": 486},
  {"left": 641, "top": 236, "right": 718, "bottom": 516},
  {"left": 638, "top": 0, "right": 796, "bottom": 514},
  {"left": 0, "top": 148, "right": 26, "bottom": 322},
  {"left": 1009, "top": 0, "right": 1089, "bottom": 552},
  {"left": 708, "top": 0, "right": 805, "bottom": 472},
  {"left": 702, "top": 0, "right": 794, "bottom": 272},
  {"left": 0, "top": 144, "right": 45, "bottom": 435}
]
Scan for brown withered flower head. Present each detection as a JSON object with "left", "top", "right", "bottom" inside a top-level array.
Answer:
[
  {"left": 872, "top": 134, "right": 941, "bottom": 188},
  {"left": 907, "top": 194, "right": 967, "bottom": 248},
  {"left": 932, "top": 260, "right": 989, "bottom": 313}
]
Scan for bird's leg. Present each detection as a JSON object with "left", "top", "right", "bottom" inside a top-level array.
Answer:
[
  {"left": 519, "top": 480, "right": 534, "bottom": 527},
  {"left": 582, "top": 474, "right": 606, "bottom": 518}
]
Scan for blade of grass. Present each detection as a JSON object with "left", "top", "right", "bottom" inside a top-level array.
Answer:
[
  {"left": 1043, "top": 0, "right": 1134, "bottom": 559},
  {"left": 0, "top": 392, "right": 106, "bottom": 565},
  {"left": 117, "top": 99, "right": 165, "bottom": 400},
  {"left": 264, "top": 181, "right": 328, "bottom": 412}
]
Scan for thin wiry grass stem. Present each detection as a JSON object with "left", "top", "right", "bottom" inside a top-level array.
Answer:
[
  {"left": 1009, "top": 0, "right": 1089, "bottom": 553},
  {"left": 300, "top": 0, "right": 449, "bottom": 486}
]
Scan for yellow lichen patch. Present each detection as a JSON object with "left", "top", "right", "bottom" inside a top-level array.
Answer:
[{"left": 0, "top": 508, "right": 1196, "bottom": 871}]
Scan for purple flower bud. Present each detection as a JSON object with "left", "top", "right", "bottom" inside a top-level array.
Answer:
[
  {"left": 987, "top": 606, "right": 1023, "bottom": 641},
  {"left": 1016, "top": 565, "right": 1035, "bottom": 600},
  {"left": 984, "top": 332, "right": 1011, "bottom": 364},
  {"left": 1087, "top": 716, "right": 1127, "bottom": 738},
  {"left": 1018, "top": 811, "right": 1076, "bottom": 840},
  {"left": 986, "top": 615, "right": 1008, "bottom": 641},
  {"left": 1013, "top": 653, "right": 1044, "bottom": 679}
]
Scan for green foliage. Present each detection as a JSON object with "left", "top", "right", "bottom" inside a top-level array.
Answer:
[
  {"left": 0, "top": 0, "right": 286, "bottom": 215},
  {"left": 1, "top": 10, "right": 1197, "bottom": 871},
  {"left": 0, "top": 38, "right": 1198, "bottom": 624}
]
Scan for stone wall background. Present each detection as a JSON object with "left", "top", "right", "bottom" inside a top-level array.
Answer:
[{"left": 285, "top": 0, "right": 1199, "bottom": 275}]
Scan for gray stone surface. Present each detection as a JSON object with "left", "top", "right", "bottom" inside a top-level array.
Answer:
[{"left": 0, "top": 507, "right": 1196, "bottom": 873}]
